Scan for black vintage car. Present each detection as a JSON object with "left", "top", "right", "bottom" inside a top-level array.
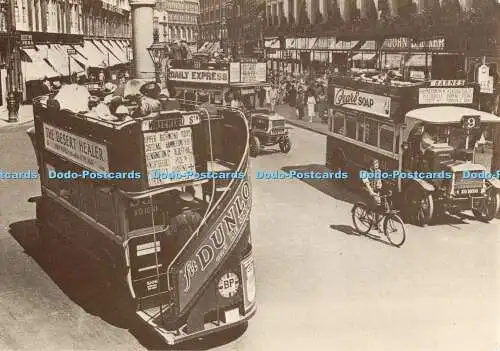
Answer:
[{"left": 249, "top": 109, "right": 291, "bottom": 157}]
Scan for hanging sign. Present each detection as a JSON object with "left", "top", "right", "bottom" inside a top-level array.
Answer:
[{"left": 477, "top": 64, "right": 493, "bottom": 93}]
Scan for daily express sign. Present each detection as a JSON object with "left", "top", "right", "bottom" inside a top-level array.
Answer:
[
  {"left": 175, "top": 178, "right": 251, "bottom": 313},
  {"left": 168, "top": 69, "right": 229, "bottom": 84}
]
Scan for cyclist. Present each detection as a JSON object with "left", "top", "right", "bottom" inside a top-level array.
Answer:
[{"left": 361, "top": 158, "right": 386, "bottom": 232}]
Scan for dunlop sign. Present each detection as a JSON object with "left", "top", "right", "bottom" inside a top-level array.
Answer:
[
  {"left": 168, "top": 69, "right": 229, "bottom": 84},
  {"left": 333, "top": 88, "right": 391, "bottom": 118},
  {"left": 176, "top": 179, "right": 251, "bottom": 313},
  {"left": 43, "top": 123, "right": 109, "bottom": 172}
]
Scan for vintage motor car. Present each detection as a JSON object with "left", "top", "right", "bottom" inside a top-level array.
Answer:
[{"left": 249, "top": 110, "right": 292, "bottom": 157}]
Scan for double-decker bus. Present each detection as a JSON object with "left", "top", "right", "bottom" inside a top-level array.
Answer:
[
  {"left": 27, "top": 90, "right": 256, "bottom": 345},
  {"left": 326, "top": 73, "right": 500, "bottom": 226}
]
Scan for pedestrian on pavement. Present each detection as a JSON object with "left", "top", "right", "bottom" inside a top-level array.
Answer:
[
  {"left": 270, "top": 85, "right": 278, "bottom": 113},
  {"left": 296, "top": 85, "right": 305, "bottom": 120},
  {"left": 306, "top": 90, "right": 316, "bottom": 123},
  {"left": 317, "top": 88, "right": 327, "bottom": 123}
]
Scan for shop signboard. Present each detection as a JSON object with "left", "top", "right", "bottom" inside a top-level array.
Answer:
[
  {"left": 382, "top": 37, "right": 445, "bottom": 51},
  {"left": 313, "top": 38, "right": 335, "bottom": 50},
  {"left": 477, "top": 64, "right": 493, "bottom": 94}
]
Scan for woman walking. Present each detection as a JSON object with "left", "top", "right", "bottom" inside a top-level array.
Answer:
[{"left": 306, "top": 90, "right": 316, "bottom": 123}]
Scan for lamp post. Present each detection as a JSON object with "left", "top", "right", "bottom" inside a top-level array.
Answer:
[
  {"left": 126, "top": 43, "right": 134, "bottom": 78},
  {"left": 1, "top": 0, "right": 20, "bottom": 122},
  {"left": 147, "top": 28, "right": 169, "bottom": 84}
]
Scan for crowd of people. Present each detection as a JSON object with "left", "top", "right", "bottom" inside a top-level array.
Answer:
[{"left": 266, "top": 71, "right": 330, "bottom": 123}]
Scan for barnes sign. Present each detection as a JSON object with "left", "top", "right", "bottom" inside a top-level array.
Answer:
[{"left": 333, "top": 88, "right": 391, "bottom": 117}]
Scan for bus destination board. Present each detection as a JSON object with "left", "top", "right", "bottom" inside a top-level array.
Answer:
[
  {"left": 144, "top": 127, "right": 196, "bottom": 187},
  {"left": 418, "top": 87, "right": 474, "bottom": 105}
]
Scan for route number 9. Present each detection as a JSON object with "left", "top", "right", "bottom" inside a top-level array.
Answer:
[{"left": 461, "top": 115, "right": 480, "bottom": 130}]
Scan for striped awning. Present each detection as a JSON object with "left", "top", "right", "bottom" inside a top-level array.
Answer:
[
  {"left": 352, "top": 52, "right": 377, "bottom": 61},
  {"left": 21, "top": 48, "right": 60, "bottom": 81},
  {"left": 92, "top": 39, "right": 121, "bottom": 66}
]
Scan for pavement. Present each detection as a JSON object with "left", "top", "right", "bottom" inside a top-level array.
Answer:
[
  {"left": 0, "top": 104, "right": 34, "bottom": 129},
  {"left": 275, "top": 103, "right": 330, "bottom": 136}
]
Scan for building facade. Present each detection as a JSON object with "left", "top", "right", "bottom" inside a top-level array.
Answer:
[
  {"left": 0, "top": 0, "right": 132, "bottom": 107},
  {"left": 154, "top": 0, "right": 199, "bottom": 44},
  {"left": 198, "top": 0, "right": 265, "bottom": 55}
]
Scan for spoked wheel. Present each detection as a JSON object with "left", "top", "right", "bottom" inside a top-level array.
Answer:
[
  {"left": 405, "top": 185, "right": 434, "bottom": 226},
  {"left": 250, "top": 136, "right": 260, "bottom": 157},
  {"left": 472, "top": 189, "right": 500, "bottom": 222},
  {"left": 352, "top": 202, "right": 373, "bottom": 234},
  {"left": 279, "top": 136, "right": 292, "bottom": 153},
  {"left": 383, "top": 213, "right": 406, "bottom": 247}
]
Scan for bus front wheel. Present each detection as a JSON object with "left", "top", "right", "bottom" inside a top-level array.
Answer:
[
  {"left": 472, "top": 189, "right": 500, "bottom": 222},
  {"left": 405, "top": 185, "right": 434, "bottom": 226}
]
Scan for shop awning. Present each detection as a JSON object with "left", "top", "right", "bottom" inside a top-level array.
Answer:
[
  {"left": 359, "top": 40, "right": 376, "bottom": 51},
  {"left": 381, "top": 53, "right": 404, "bottom": 69},
  {"left": 103, "top": 39, "right": 128, "bottom": 63},
  {"left": 333, "top": 40, "right": 359, "bottom": 51},
  {"left": 53, "top": 44, "right": 85, "bottom": 74},
  {"left": 352, "top": 52, "right": 377, "bottom": 61},
  {"left": 199, "top": 41, "right": 210, "bottom": 51},
  {"left": 308, "top": 38, "right": 318, "bottom": 49},
  {"left": 406, "top": 54, "right": 432, "bottom": 67},
  {"left": 92, "top": 39, "right": 121, "bottom": 66},
  {"left": 21, "top": 48, "right": 60, "bottom": 81},
  {"left": 75, "top": 40, "right": 108, "bottom": 68}
]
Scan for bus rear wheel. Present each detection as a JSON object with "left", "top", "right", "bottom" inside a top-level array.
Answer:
[{"left": 405, "top": 185, "right": 434, "bottom": 226}]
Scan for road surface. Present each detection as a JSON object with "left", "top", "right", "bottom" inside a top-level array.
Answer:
[{"left": 0, "top": 124, "right": 498, "bottom": 351}]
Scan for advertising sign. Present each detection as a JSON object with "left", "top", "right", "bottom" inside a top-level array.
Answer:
[
  {"left": 168, "top": 69, "right": 229, "bottom": 84},
  {"left": 332, "top": 88, "right": 391, "bottom": 118},
  {"left": 174, "top": 178, "right": 251, "bottom": 313},
  {"left": 477, "top": 64, "right": 493, "bottom": 93},
  {"left": 230, "top": 62, "right": 241, "bottom": 83},
  {"left": 418, "top": 87, "right": 474, "bottom": 105},
  {"left": 43, "top": 123, "right": 109, "bottom": 172},
  {"left": 241, "top": 254, "right": 256, "bottom": 312},
  {"left": 144, "top": 127, "right": 197, "bottom": 187}
]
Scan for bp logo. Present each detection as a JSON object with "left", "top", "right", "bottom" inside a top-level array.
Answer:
[{"left": 218, "top": 272, "right": 239, "bottom": 298}]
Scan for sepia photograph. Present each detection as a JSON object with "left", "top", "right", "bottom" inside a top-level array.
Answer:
[{"left": 0, "top": 0, "right": 499, "bottom": 350}]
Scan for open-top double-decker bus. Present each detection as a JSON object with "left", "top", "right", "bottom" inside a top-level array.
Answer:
[
  {"left": 326, "top": 73, "right": 500, "bottom": 226},
  {"left": 27, "top": 90, "right": 256, "bottom": 345}
]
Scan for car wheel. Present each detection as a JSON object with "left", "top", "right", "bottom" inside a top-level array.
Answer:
[
  {"left": 279, "top": 136, "right": 291, "bottom": 153},
  {"left": 472, "top": 189, "right": 500, "bottom": 222}
]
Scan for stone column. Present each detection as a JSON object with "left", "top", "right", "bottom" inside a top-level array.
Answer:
[
  {"left": 307, "top": 0, "right": 314, "bottom": 24},
  {"left": 458, "top": 0, "right": 473, "bottom": 11},
  {"left": 318, "top": 0, "right": 326, "bottom": 18},
  {"left": 129, "top": 0, "right": 156, "bottom": 80},
  {"left": 388, "top": 0, "right": 398, "bottom": 16},
  {"left": 340, "top": 0, "right": 353, "bottom": 21},
  {"left": 283, "top": 0, "right": 290, "bottom": 22},
  {"left": 293, "top": 0, "right": 299, "bottom": 22},
  {"left": 358, "top": 0, "right": 369, "bottom": 18}
]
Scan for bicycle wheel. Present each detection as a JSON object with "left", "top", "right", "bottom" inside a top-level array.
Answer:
[
  {"left": 352, "top": 203, "right": 373, "bottom": 234},
  {"left": 383, "top": 214, "right": 406, "bottom": 247}
]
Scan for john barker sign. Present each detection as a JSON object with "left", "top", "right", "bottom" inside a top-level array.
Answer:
[{"left": 333, "top": 88, "right": 391, "bottom": 118}]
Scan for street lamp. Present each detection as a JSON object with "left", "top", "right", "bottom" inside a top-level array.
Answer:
[
  {"left": 147, "top": 29, "right": 169, "bottom": 83},
  {"left": 0, "top": 0, "right": 20, "bottom": 122},
  {"left": 126, "top": 43, "right": 134, "bottom": 78}
]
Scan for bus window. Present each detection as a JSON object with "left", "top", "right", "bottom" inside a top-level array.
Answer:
[
  {"left": 333, "top": 111, "right": 345, "bottom": 135},
  {"left": 365, "top": 118, "right": 378, "bottom": 147},
  {"left": 345, "top": 115, "right": 357, "bottom": 139},
  {"left": 379, "top": 124, "right": 395, "bottom": 152},
  {"left": 357, "top": 119, "right": 365, "bottom": 142}
]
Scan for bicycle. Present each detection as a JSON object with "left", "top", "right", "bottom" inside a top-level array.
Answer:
[{"left": 351, "top": 192, "right": 406, "bottom": 247}]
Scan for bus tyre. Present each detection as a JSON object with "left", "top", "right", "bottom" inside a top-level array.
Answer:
[
  {"left": 472, "top": 189, "right": 500, "bottom": 222},
  {"left": 405, "top": 185, "right": 434, "bottom": 226},
  {"left": 279, "top": 136, "right": 291, "bottom": 153},
  {"left": 250, "top": 136, "right": 260, "bottom": 157}
]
